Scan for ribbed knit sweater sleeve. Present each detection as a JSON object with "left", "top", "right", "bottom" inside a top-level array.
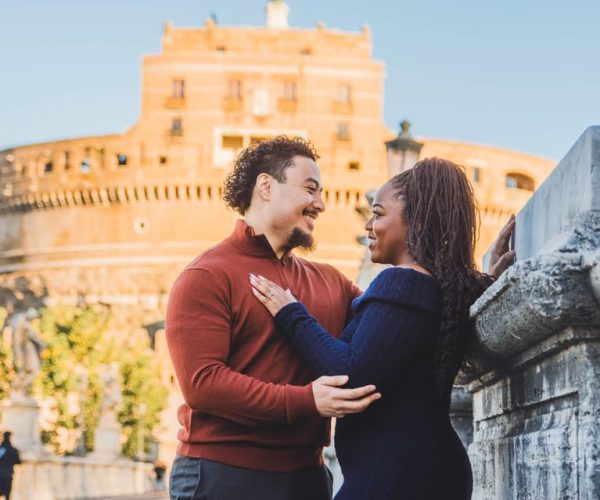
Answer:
[
  {"left": 166, "top": 268, "right": 316, "bottom": 427},
  {"left": 274, "top": 268, "right": 441, "bottom": 389}
]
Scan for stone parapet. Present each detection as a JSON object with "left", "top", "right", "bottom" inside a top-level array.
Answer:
[
  {"left": 472, "top": 212, "right": 600, "bottom": 359},
  {"left": 468, "top": 325, "right": 600, "bottom": 499},
  {"left": 10, "top": 456, "right": 156, "bottom": 500},
  {"left": 468, "top": 126, "right": 600, "bottom": 499}
]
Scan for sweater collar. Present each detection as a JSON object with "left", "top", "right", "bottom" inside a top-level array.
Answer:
[
  {"left": 352, "top": 267, "right": 442, "bottom": 316},
  {"left": 229, "top": 219, "right": 294, "bottom": 262}
]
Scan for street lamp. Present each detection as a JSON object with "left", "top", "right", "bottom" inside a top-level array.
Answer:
[{"left": 385, "top": 120, "right": 423, "bottom": 176}]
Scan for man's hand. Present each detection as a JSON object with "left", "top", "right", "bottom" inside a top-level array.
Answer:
[
  {"left": 312, "top": 375, "right": 381, "bottom": 418},
  {"left": 488, "top": 215, "right": 516, "bottom": 279}
]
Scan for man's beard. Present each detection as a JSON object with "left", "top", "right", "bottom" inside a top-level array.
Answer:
[{"left": 285, "top": 227, "right": 315, "bottom": 253}]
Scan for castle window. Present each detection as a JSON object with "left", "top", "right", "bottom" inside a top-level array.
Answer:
[
  {"left": 159, "top": 156, "right": 168, "bottom": 165},
  {"left": 283, "top": 82, "right": 297, "bottom": 101},
  {"left": 64, "top": 151, "right": 71, "bottom": 170},
  {"left": 222, "top": 135, "right": 244, "bottom": 150},
  {"left": 172, "top": 79, "right": 185, "bottom": 99},
  {"left": 44, "top": 161, "right": 53, "bottom": 174},
  {"left": 227, "top": 79, "right": 242, "bottom": 100},
  {"left": 170, "top": 118, "right": 183, "bottom": 137},
  {"left": 117, "top": 154, "right": 128, "bottom": 167},
  {"left": 250, "top": 136, "right": 270, "bottom": 144},
  {"left": 338, "top": 84, "right": 352, "bottom": 104},
  {"left": 506, "top": 172, "right": 535, "bottom": 191},
  {"left": 98, "top": 147, "right": 105, "bottom": 169},
  {"left": 472, "top": 167, "right": 481, "bottom": 183},
  {"left": 81, "top": 159, "right": 91, "bottom": 173},
  {"left": 348, "top": 161, "right": 360, "bottom": 171},
  {"left": 337, "top": 123, "right": 350, "bottom": 140}
]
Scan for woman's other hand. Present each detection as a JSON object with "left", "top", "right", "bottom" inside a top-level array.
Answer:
[{"left": 249, "top": 274, "right": 297, "bottom": 316}]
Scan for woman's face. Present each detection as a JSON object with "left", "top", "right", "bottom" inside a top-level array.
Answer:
[{"left": 365, "top": 183, "right": 410, "bottom": 266}]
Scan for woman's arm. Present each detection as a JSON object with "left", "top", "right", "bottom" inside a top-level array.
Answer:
[{"left": 273, "top": 300, "right": 435, "bottom": 388}]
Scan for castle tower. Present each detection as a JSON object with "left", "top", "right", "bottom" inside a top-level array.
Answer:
[{"left": 266, "top": 0, "right": 289, "bottom": 29}]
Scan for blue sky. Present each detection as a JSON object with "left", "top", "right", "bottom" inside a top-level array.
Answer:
[{"left": 1, "top": 0, "right": 598, "bottom": 160}]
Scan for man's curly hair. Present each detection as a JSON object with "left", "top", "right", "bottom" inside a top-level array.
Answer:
[{"left": 223, "top": 136, "right": 319, "bottom": 214}]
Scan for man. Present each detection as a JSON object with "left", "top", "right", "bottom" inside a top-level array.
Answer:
[
  {"left": 0, "top": 432, "right": 21, "bottom": 500},
  {"left": 166, "top": 136, "right": 515, "bottom": 499},
  {"left": 166, "top": 137, "right": 380, "bottom": 500}
]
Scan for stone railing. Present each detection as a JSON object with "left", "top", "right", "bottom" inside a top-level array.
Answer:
[
  {"left": 10, "top": 456, "right": 156, "bottom": 500},
  {"left": 0, "top": 182, "right": 365, "bottom": 213},
  {"left": 467, "top": 126, "right": 600, "bottom": 499}
]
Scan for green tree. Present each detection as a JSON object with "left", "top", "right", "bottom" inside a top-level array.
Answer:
[
  {"left": 34, "top": 303, "right": 168, "bottom": 458},
  {"left": 0, "top": 307, "right": 14, "bottom": 400},
  {"left": 118, "top": 341, "right": 168, "bottom": 459},
  {"left": 36, "top": 304, "right": 111, "bottom": 454}
]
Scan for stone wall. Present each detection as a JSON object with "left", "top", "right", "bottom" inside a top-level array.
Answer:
[
  {"left": 468, "top": 126, "right": 600, "bottom": 499},
  {"left": 10, "top": 456, "right": 156, "bottom": 500}
]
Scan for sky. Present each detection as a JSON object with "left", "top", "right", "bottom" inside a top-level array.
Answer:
[{"left": 1, "top": 0, "right": 599, "bottom": 161}]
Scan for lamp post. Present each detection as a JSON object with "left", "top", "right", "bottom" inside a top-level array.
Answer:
[{"left": 385, "top": 120, "right": 423, "bottom": 176}]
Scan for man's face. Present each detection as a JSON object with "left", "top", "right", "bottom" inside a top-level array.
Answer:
[{"left": 269, "top": 156, "right": 325, "bottom": 251}]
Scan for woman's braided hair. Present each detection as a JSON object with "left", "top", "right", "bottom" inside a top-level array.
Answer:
[{"left": 389, "top": 158, "right": 490, "bottom": 408}]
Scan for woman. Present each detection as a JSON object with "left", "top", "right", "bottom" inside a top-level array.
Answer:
[{"left": 250, "top": 158, "right": 492, "bottom": 499}]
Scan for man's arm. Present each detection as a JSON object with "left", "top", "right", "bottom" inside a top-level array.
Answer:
[{"left": 166, "top": 268, "right": 378, "bottom": 427}]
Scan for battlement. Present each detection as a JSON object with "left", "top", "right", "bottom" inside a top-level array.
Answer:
[
  {"left": 160, "top": 20, "right": 372, "bottom": 59},
  {"left": 0, "top": 177, "right": 367, "bottom": 215}
]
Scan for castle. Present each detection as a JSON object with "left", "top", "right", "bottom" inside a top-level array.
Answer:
[{"left": 0, "top": 0, "right": 555, "bottom": 471}]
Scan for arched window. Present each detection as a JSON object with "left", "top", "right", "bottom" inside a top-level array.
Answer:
[{"left": 505, "top": 172, "right": 535, "bottom": 191}]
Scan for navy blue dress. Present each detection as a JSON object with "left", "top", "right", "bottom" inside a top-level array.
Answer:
[{"left": 275, "top": 268, "right": 472, "bottom": 500}]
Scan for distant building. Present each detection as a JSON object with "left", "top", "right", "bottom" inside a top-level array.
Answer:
[{"left": 0, "top": 0, "right": 554, "bottom": 469}]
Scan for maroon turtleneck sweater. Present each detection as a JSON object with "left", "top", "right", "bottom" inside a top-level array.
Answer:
[{"left": 166, "top": 220, "right": 360, "bottom": 471}]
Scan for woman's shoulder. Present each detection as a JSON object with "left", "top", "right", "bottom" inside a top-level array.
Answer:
[{"left": 353, "top": 266, "right": 442, "bottom": 315}]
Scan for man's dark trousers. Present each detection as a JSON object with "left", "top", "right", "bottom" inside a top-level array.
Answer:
[{"left": 169, "top": 455, "right": 333, "bottom": 500}]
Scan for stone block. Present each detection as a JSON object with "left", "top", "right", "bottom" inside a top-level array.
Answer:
[
  {"left": 468, "top": 327, "right": 600, "bottom": 500},
  {"left": 1, "top": 397, "right": 44, "bottom": 457},
  {"left": 10, "top": 456, "right": 156, "bottom": 500},
  {"left": 471, "top": 216, "right": 600, "bottom": 359},
  {"left": 450, "top": 385, "right": 474, "bottom": 447}
]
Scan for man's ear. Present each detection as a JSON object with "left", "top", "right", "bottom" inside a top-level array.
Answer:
[{"left": 255, "top": 173, "right": 272, "bottom": 201}]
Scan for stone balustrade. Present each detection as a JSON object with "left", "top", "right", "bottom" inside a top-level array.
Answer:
[
  {"left": 468, "top": 126, "right": 600, "bottom": 499},
  {"left": 10, "top": 456, "right": 156, "bottom": 500}
]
